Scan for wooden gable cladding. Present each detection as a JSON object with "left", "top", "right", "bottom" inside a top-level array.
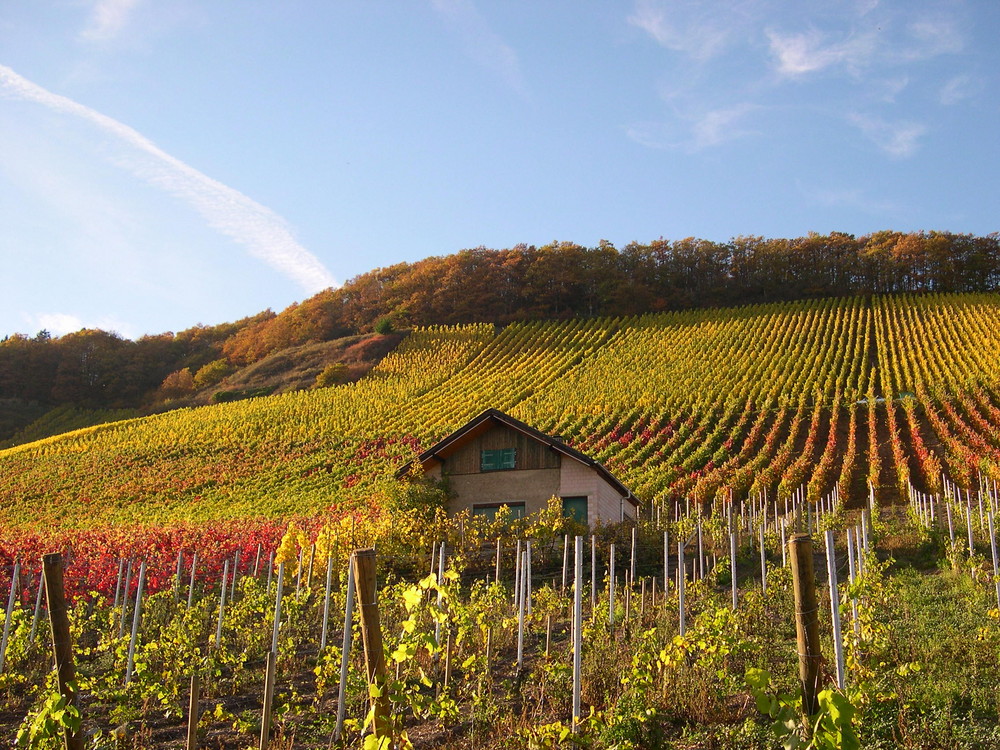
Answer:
[{"left": 440, "top": 422, "right": 561, "bottom": 476}]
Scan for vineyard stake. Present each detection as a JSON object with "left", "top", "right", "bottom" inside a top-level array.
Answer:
[
  {"left": 125, "top": 560, "right": 147, "bottom": 685},
  {"left": 730, "top": 532, "right": 737, "bottom": 610},
  {"left": 0, "top": 560, "right": 20, "bottom": 673},
  {"left": 561, "top": 534, "right": 569, "bottom": 595},
  {"left": 43, "top": 553, "right": 83, "bottom": 750},
  {"left": 759, "top": 523, "right": 767, "bottom": 594},
  {"left": 320, "top": 553, "right": 334, "bottom": 652},
  {"left": 663, "top": 529, "right": 669, "bottom": 593},
  {"left": 306, "top": 544, "right": 316, "bottom": 590},
  {"left": 174, "top": 551, "right": 183, "bottom": 603},
  {"left": 295, "top": 549, "right": 303, "bottom": 596},
  {"left": 513, "top": 541, "right": 521, "bottom": 616},
  {"left": 259, "top": 650, "right": 277, "bottom": 750},
  {"left": 113, "top": 558, "right": 125, "bottom": 609},
  {"left": 608, "top": 542, "right": 615, "bottom": 629},
  {"left": 526, "top": 541, "right": 533, "bottom": 614},
  {"left": 697, "top": 521, "right": 704, "bottom": 580},
  {"left": 118, "top": 559, "right": 133, "bottom": 638},
  {"left": 495, "top": 537, "right": 501, "bottom": 584},
  {"left": 444, "top": 625, "right": 453, "bottom": 692},
  {"left": 334, "top": 555, "right": 356, "bottom": 743},
  {"left": 590, "top": 535, "right": 596, "bottom": 612},
  {"left": 231, "top": 550, "right": 241, "bottom": 602},
  {"left": 187, "top": 552, "right": 198, "bottom": 609},
  {"left": 271, "top": 563, "right": 285, "bottom": 655},
  {"left": 966, "top": 503, "right": 975, "bottom": 556},
  {"left": 789, "top": 533, "right": 822, "bottom": 716},
  {"left": 624, "top": 572, "right": 631, "bottom": 623},
  {"left": 215, "top": 559, "right": 229, "bottom": 647},
  {"left": 630, "top": 526, "right": 637, "bottom": 584},
  {"left": 186, "top": 673, "right": 199, "bottom": 750},
  {"left": 30, "top": 567, "right": 44, "bottom": 644},
  {"left": 572, "top": 535, "right": 583, "bottom": 732},
  {"left": 353, "top": 549, "right": 392, "bottom": 740},
  {"left": 253, "top": 543, "right": 262, "bottom": 577},
  {"left": 987, "top": 507, "right": 1000, "bottom": 610},
  {"left": 846, "top": 528, "right": 859, "bottom": 635},
  {"left": 266, "top": 551, "right": 275, "bottom": 593},
  {"left": 435, "top": 542, "right": 445, "bottom": 647},
  {"left": 824, "top": 530, "right": 846, "bottom": 689},
  {"left": 678, "top": 540, "right": 685, "bottom": 636},
  {"left": 517, "top": 545, "right": 526, "bottom": 670}
]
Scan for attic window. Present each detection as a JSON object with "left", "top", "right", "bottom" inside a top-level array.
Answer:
[{"left": 481, "top": 448, "right": 516, "bottom": 471}]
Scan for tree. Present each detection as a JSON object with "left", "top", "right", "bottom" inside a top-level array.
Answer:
[{"left": 160, "top": 368, "right": 195, "bottom": 399}]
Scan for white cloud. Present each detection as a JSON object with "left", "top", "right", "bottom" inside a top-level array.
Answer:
[
  {"left": 0, "top": 65, "right": 338, "bottom": 295},
  {"left": 23, "top": 312, "right": 138, "bottom": 339},
  {"left": 767, "top": 28, "right": 875, "bottom": 76},
  {"left": 848, "top": 113, "right": 926, "bottom": 158},
  {"left": 430, "top": 0, "right": 525, "bottom": 94},
  {"left": 80, "top": 0, "right": 141, "bottom": 42}
]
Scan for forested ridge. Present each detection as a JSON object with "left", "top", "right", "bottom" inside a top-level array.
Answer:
[{"left": 2, "top": 230, "right": 998, "bottom": 441}]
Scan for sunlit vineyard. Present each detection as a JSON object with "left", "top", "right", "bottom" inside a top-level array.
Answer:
[
  {"left": 5, "top": 294, "right": 1000, "bottom": 538},
  {"left": 3, "top": 293, "right": 1000, "bottom": 747}
]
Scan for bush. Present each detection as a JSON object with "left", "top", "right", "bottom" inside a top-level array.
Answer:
[
  {"left": 374, "top": 317, "right": 394, "bottom": 335},
  {"left": 314, "top": 362, "right": 348, "bottom": 389}
]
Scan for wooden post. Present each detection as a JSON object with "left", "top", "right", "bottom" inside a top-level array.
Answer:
[
  {"left": 186, "top": 673, "right": 200, "bottom": 750},
  {"left": 43, "top": 553, "right": 84, "bottom": 750},
  {"left": 789, "top": 533, "right": 822, "bottom": 716},
  {"left": 259, "top": 650, "right": 276, "bottom": 750},
  {"left": 353, "top": 549, "right": 392, "bottom": 740}
]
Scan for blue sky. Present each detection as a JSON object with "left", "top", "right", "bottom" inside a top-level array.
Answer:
[{"left": 1, "top": 0, "right": 996, "bottom": 339}]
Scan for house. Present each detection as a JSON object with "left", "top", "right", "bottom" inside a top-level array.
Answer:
[{"left": 396, "top": 408, "right": 638, "bottom": 525}]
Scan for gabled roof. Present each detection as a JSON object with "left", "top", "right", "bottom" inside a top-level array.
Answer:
[{"left": 396, "top": 408, "right": 638, "bottom": 507}]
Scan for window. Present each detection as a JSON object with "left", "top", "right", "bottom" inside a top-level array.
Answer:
[
  {"left": 472, "top": 502, "right": 525, "bottom": 521},
  {"left": 561, "top": 496, "right": 589, "bottom": 525},
  {"left": 480, "top": 448, "right": 516, "bottom": 471}
]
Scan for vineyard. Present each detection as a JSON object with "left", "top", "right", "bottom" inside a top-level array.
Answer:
[{"left": 2, "top": 293, "right": 1000, "bottom": 747}]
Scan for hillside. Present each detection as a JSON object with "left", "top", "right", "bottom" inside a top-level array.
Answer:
[
  {"left": 2, "top": 293, "right": 999, "bottom": 542},
  {"left": 3, "top": 231, "right": 998, "bottom": 447}
]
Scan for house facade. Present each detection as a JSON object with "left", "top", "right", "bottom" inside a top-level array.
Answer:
[{"left": 397, "top": 409, "right": 638, "bottom": 525}]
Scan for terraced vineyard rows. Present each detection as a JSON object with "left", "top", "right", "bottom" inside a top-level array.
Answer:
[{"left": 4, "top": 295, "right": 1000, "bottom": 544}]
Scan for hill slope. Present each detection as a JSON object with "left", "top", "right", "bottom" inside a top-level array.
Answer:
[{"left": 2, "top": 293, "right": 1000, "bottom": 540}]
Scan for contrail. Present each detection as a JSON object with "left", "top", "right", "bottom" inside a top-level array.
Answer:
[{"left": 0, "top": 64, "right": 338, "bottom": 293}]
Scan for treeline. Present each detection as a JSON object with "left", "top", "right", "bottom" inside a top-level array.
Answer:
[{"left": 2, "top": 230, "right": 998, "bottom": 419}]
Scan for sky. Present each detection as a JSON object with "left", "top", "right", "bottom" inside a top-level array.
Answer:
[{"left": 1, "top": 0, "right": 997, "bottom": 340}]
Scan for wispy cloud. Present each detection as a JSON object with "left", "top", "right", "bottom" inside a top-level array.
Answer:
[
  {"left": 80, "top": 0, "right": 142, "bottom": 42},
  {"left": 805, "top": 184, "right": 902, "bottom": 217},
  {"left": 848, "top": 112, "right": 926, "bottom": 158},
  {"left": 767, "top": 28, "right": 876, "bottom": 76},
  {"left": 939, "top": 74, "right": 977, "bottom": 106},
  {"left": 0, "top": 65, "right": 337, "bottom": 294},
  {"left": 628, "top": 0, "right": 735, "bottom": 61},
  {"left": 430, "top": 0, "right": 525, "bottom": 93},
  {"left": 627, "top": 102, "right": 759, "bottom": 151}
]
